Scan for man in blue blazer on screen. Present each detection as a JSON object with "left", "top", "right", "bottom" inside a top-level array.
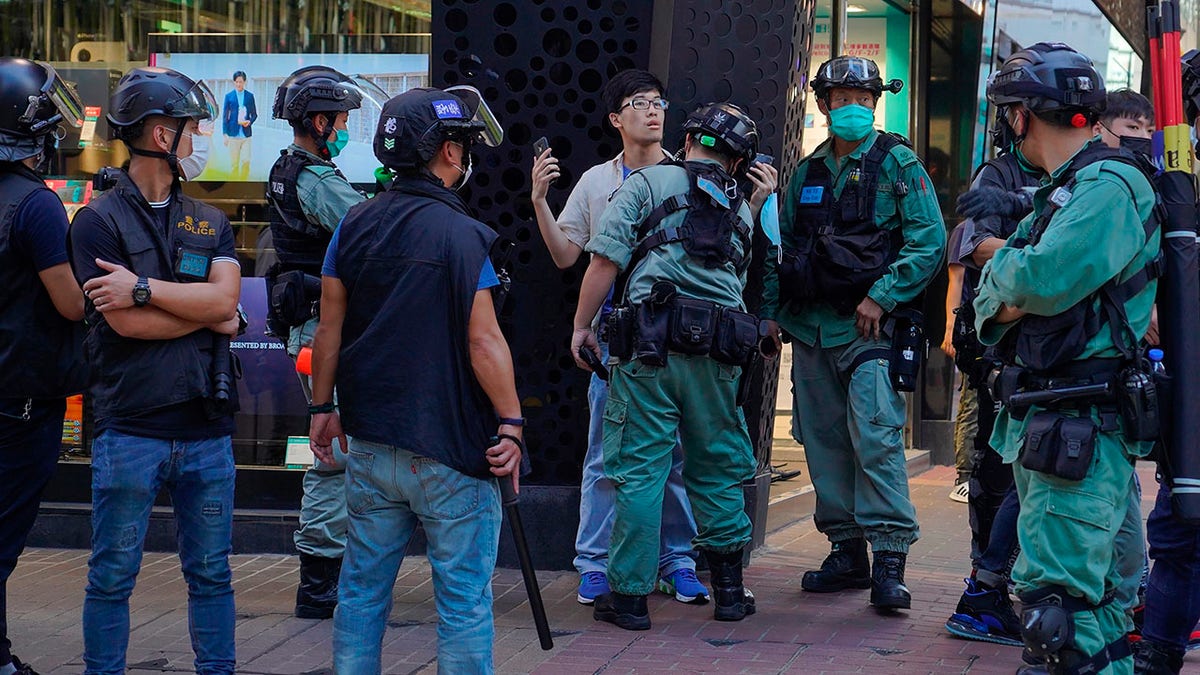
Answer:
[{"left": 223, "top": 70, "right": 256, "bottom": 178}]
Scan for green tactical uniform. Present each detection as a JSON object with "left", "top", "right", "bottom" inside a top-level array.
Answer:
[
  {"left": 586, "top": 159, "right": 758, "bottom": 596},
  {"left": 974, "top": 144, "right": 1158, "bottom": 671},
  {"left": 763, "top": 129, "right": 945, "bottom": 553}
]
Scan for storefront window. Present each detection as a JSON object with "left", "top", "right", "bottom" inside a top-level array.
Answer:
[{"left": 0, "top": 0, "right": 432, "bottom": 468}]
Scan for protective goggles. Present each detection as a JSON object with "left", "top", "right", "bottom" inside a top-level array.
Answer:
[
  {"left": 21, "top": 63, "right": 84, "bottom": 134},
  {"left": 445, "top": 85, "right": 504, "bottom": 147},
  {"left": 818, "top": 57, "right": 879, "bottom": 84}
]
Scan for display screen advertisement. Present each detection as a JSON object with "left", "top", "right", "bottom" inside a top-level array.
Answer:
[{"left": 151, "top": 53, "right": 429, "bottom": 183}]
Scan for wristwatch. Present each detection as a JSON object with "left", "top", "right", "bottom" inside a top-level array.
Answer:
[{"left": 132, "top": 276, "right": 151, "bottom": 307}]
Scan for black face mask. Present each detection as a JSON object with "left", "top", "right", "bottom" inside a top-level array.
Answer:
[{"left": 1118, "top": 134, "right": 1153, "bottom": 160}]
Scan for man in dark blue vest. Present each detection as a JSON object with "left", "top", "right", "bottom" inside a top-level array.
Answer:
[
  {"left": 307, "top": 86, "right": 522, "bottom": 673},
  {"left": 68, "top": 66, "right": 241, "bottom": 674},
  {"left": 0, "top": 57, "right": 87, "bottom": 675}
]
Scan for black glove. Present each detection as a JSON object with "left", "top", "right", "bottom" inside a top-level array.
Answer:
[{"left": 955, "top": 186, "right": 1033, "bottom": 220}]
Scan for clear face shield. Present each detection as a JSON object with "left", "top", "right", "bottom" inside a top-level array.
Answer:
[
  {"left": 344, "top": 75, "right": 390, "bottom": 137},
  {"left": 24, "top": 63, "right": 84, "bottom": 135},
  {"left": 168, "top": 80, "right": 218, "bottom": 135},
  {"left": 445, "top": 84, "right": 504, "bottom": 147}
]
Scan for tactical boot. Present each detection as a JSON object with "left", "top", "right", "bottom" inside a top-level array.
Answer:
[
  {"left": 295, "top": 553, "right": 342, "bottom": 619},
  {"left": 870, "top": 551, "right": 911, "bottom": 610},
  {"left": 1133, "top": 638, "right": 1185, "bottom": 675},
  {"left": 800, "top": 538, "right": 870, "bottom": 593},
  {"left": 702, "top": 549, "right": 756, "bottom": 622},
  {"left": 593, "top": 592, "right": 651, "bottom": 631}
]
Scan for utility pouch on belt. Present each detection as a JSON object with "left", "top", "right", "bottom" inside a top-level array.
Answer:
[
  {"left": 714, "top": 307, "right": 760, "bottom": 365},
  {"left": 606, "top": 306, "right": 636, "bottom": 360},
  {"left": 635, "top": 281, "right": 677, "bottom": 366},
  {"left": 1019, "top": 411, "right": 1097, "bottom": 481},
  {"left": 889, "top": 309, "right": 926, "bottom": 393},
  {"left": 669, "top": 298, "right": 717, "bottom": 355},
  {"left": 269, "top": 270, "right": 322, "bottom": 328},
  {"left": 1117, "top": 366, "right": 1161, "bottom": 442}
]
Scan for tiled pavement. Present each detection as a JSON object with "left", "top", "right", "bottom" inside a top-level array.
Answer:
[{"left": 9, "top": 463, "right": 1197, "bottom": 674}]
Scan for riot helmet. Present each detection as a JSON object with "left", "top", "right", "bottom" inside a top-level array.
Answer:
[
  {"left": 107, "top": 66, "right": 217, "bottom": 181},
  {"left": 1182, "top": 49, "right": 1200, "bottom": 126},
  {"left": 0, "top": 58, "right": 84, "bottom": 166},
  {"left": 682, "top": 102, "right": 760, "bottom": 168},
  {"left": 374, "top": 85, "right": 502, "bottom": 185},
  {"left": 987, "top": 42, "right": 1106, "bottom": 128},
  {"left": 274, "top": 65, "right": 383, "bottom": 160},
  {"left": 812, "top": 56, "right": 903, "bottom": 101}
]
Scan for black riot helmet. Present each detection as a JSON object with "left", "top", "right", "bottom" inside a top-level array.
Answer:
[
  {"left": 812, "top": 56, "right": 904, "bottom": 101},
  {"left": 108, "top": 66, "right": 216, "bottom": 137},
  {"left": 374, "top": 85, "right": 503, "bottom": 173},
  {"left": 682, "top": 102, "right": 760, "bottom": 167},
  {"left": 1182, "top": 49, "right": 1200, "bottom": 126},
  {"left": 987, "top": 42, "right": 1106, "bottom": 128},
  {"left": 273, "top": 66, "right": 364, "bottom": 122},
  {"left": 0, "top": 58, "right": 84, "bottom": 164}
]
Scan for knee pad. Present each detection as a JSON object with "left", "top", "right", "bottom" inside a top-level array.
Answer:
[{"left": 1020, "top": 593, "right": 1076, "bottom": 661}]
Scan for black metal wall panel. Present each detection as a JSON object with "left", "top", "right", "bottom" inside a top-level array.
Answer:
[{"left": 433, "top": 0, "right": 657, "bottom": 485}]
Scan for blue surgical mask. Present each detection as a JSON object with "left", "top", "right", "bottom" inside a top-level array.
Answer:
[
  {"left": 828, "top": 104, "right": 876, "bottom": 142},
  {"left": 328, "top": 128, "right": 350, "bottom": 158}
]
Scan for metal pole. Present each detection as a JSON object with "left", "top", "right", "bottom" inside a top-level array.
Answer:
[{"left": 831, "top": 0, "right": 847, "bottom": 58}]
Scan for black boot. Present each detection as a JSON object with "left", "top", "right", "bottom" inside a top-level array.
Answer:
[
  {"left": 593, "top": 592, "right": 651, "bottom": 631},
  {"left": 1133, "top": 638, "right": 1184, "bottom": 675},
  {"left": 702, "top": 549, "right": 756, "bottom": 622},
  {"left": 870, "top": 551, "right": 911, "bottom": 610},
  {"left": 295, "top": 553, "right": 342, "bottom": 619},
  {"left": 801, "top": 538, "right": 870, "bottom": 593}
]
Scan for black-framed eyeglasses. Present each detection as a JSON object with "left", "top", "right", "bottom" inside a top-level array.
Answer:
[{"left": 619, "top": 97, "right": 669, "bottom": 112}]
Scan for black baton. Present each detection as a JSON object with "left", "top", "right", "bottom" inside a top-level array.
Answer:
[{"left": 497, "top": 473, "right": 554, "bottom": 650}]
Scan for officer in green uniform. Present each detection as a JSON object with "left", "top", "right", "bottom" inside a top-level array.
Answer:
[
  {"left": 974, "top": 43, "right": 1158, "bottom": 675},
  {"left": 571, "top": 102, "right": 778, "bottom": 630},
  {"left": 763, "top": 55, "right": 945, "bottom": 611}
]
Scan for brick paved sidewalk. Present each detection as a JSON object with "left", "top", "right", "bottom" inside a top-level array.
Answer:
[{"left": 8, "top": 464, "right": 1194, "bottom": 674}]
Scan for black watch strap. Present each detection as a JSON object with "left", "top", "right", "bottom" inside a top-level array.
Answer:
[
  {"left": 498, "top": 416, "right": 525, "bottom": 427},
  {"left": 132, "top": 276, "right": 151, "bottom": 307}
]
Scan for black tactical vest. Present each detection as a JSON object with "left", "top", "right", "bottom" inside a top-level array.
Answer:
[
  {"left": 779, "top": 133, "right": 912, "bottom": 313},
  {"left": 0, "top": 165, "right": 86, "bottom": 399},
  {"left": 1002, "top": 140, "right": 1162, "bottom": 372},
  {"left": 267, "top": 149, "right": 337, "bottom": 275},
  {"left": 77, "top": 170, "right": 235, "bottom": 418},
  {"left": 334, "top": 175, "right": 498, "bottom": 479}
]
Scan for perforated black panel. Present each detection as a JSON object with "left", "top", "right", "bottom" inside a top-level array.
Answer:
[
  {"left": 433, "top": 0, "right": 805, "bottom": 485},
  {"left": 433, "top": 0, "right": 656, "bottom": 485}
]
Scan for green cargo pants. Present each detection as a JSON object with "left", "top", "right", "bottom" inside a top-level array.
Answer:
[
  {"left": 791, "top": 335, "right": 919, "bottom": 553},
  {"left": 603, "top": 354, "right": 756, "bottom": 596},
  {"left": 1011, "top": 419, "right": 1139, "bottom": 675}
]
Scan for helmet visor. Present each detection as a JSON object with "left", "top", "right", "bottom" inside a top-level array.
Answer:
[
  {"left": 167, "top": 80, "right": 219, "bottom": 123},
  {"left": 445, "top": 85, "right": 504, "bottom": 147},
  {"left": 819, "top": 57, "right": 878, "bottom": 84},
  {"left": 40, "top": 65, "right": 85, "bottom": 130}
]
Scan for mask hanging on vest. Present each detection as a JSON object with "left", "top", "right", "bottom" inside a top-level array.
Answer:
[
  {"left": 328, "top": 128, "right": 350, "bottom": 158},
  {"left": 828, "top": 104, "right": 875, "bottom": 142}
]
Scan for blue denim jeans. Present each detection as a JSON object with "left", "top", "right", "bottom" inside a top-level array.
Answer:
[
  {"left": 1144, "top": 476, "right": 1200, "bottom": 648},
  {"left": 575, "top": 341, "right": 698, "bottom": 577},
  {"left": 83, "top": 430, "right": 236, "bottom": 675},
  {"left": 334, "top": 439, "right": 500, "bottom": 674}
]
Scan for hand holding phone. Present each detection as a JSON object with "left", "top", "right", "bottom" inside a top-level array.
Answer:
[
  {"left": 754, "top": 153, "right": 774, "bottom": 167},
  {"left": 577, "top": 346, "right": 609, "bottom": 381},
  {"left": 533, "top": 136, "right": 550, "bottom": 157}
]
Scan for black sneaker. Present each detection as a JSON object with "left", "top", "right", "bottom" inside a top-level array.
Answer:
[
  {"left": 593, "top": 592, "right": 651, "bottom": 631},
  {"left": 801, "top": 538, "right": 870, "bottom": 593},
  {"left": 9, "top": 655, "right": 41, "bottom": 675},
  {"left": 869, "top": 551, "right": 911, "bottom": 611},
  {"left": 945, "top": 577, "right": 1023, "bottom": 646},
  {"left": 1133, "top": 638, "right": 1185, "bottom": 675}
]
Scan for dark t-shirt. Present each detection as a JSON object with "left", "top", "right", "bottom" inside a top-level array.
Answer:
[
  {"left": 13, "top": 188, "right": 71, "bottom": 272},
  {"left": 70, "top": 196, "right": 239, "bottom": 440}
]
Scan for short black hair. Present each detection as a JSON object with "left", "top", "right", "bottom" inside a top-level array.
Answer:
[
  {"left": 602, "top": 69, "right": 665, "bottom": 116},
  {"left": 233, "top": 71, "right": 247, "bottom": 81},
  {"left": 1100, "top": 89, "right": 1153, "bottom": 125}
]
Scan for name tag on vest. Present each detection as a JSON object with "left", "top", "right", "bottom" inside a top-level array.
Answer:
[{"left": 800, "top": 185, "right": 824, "bottom": 204}]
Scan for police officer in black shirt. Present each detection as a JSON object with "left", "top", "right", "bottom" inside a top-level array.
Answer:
[
  {"left": 0, "top": 57, "right": 87, "bottom": 675},
  {"left": 67, "top": 66, "right": 242, "bottom": 674}
]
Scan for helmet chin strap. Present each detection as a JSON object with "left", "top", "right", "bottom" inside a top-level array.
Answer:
[
  {"left": 126, "top": 118, "right": 186, "bottom": 180},
  {"left": 306, "top": 115, "right": 333, "bottom": 160}
]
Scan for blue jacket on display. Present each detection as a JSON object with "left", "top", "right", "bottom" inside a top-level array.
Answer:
[{"left": 223, "top": 89, "right": 257, "bottom": 138}]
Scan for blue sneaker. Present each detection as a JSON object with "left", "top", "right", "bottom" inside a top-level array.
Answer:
[
  {"left": 658, "top": 568, "right": 710, "bottom": 605},
  {"left": 577, "top": 571, "right": 609, "bottom": 605}
]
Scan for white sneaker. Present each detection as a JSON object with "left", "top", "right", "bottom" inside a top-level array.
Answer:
[{"left": 949, "top": 482, "right": 970, "bottom": 503}]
